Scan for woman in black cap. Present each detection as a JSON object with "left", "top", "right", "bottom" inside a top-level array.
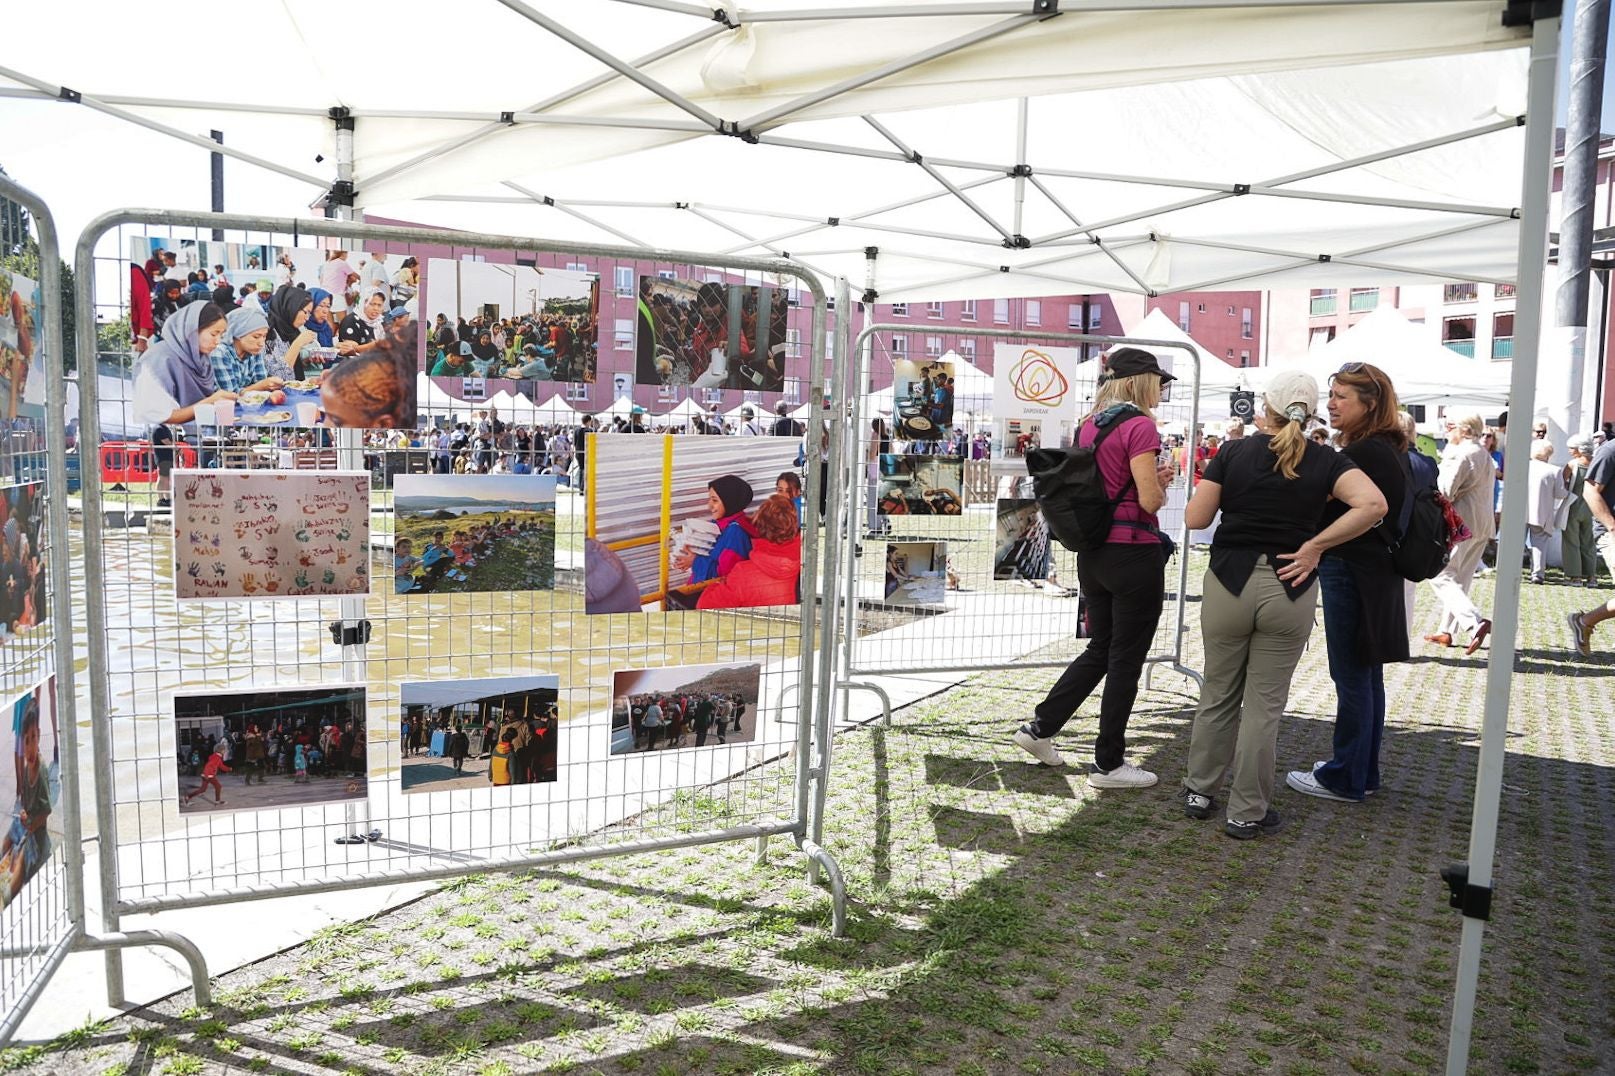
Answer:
[
  {"left": 1013, "top": 347, "right": 1180, "bottom": 789},
  {"left": 671, "top": 474, "right": 756, "bottom": 588}
]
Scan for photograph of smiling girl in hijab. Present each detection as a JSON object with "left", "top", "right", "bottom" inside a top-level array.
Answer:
[{"left": 583, "top": 435, "right": 803, "bottom": 614}]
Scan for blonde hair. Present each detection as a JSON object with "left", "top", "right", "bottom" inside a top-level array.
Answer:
[
  {"left": 1452, "top": 413, "right": 1485, "bottom": 439},
  {"left": 1530, "top": 440, "right": 1555, "bottom": 462},
  {"left": 1266, "top": 405, "right": 1308, "bottom": 480},
  {"left": 1085, "top": 372, "right": 1160, "bottom": 422}
]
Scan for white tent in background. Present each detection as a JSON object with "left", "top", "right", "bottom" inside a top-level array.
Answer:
[
  {"left": 415, "top": 373, "right": 463, "bottom": 416},
  {"left": 484, "top": 389, "right": 521, "bottom": 416},
  {"left": 594, "top": 396, "right": 637, "bottom": 421},
  {"left": 788, "top": 402, "right": 813, "bottom": 422},
  {"left": 530, "top": 394, "right": 580, "bottom": 425},
  {"left": 1122, "top": 308, "right": 1249, "bottom": 401},
  {"left": 505, "top": 391, "right": 542, "bottom": 423},
  {"left": 1306, "top": 304, "right": 1513, "bottom": 409},
  {"left": 940, "top": 350, "right": 993, "bottom": 415},
  {"left": 666, "top": 397, "right": 709, "bottom": 421}
]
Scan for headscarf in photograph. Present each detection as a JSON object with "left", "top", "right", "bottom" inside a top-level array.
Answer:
[
  {"left": 307, "top": 288, "right": 336, "bottom": 347},
  {"left": 708, "top": 474, "right": 754, "bottom": 517},
  {"left": 142, "top": 301, "right": 220, "bottom": 408},
  {"left": 225, "top": 304, "right": 268, "bottom": 342},
  {"left": 267, "top": 284, "right": 312, "bottom": 344}
]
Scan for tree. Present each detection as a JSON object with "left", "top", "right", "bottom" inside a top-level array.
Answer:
[{"left": 0, "top": 164, "right": 78, "bottom": 372}]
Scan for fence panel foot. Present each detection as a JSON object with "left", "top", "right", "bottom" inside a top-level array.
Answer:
[
  {"left": 78, "top": 931, "right": 212, "bottom": 1010},
  {"left": 799, "top": 839, "right": 847, "bottom": 938}
]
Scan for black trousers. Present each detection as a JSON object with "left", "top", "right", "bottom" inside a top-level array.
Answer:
[{"left": 1029, "top": 542, "right": 1164, "bottom": 771}]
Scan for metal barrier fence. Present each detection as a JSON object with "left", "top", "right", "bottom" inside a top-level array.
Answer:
[
  {"left": 70, "top": 210, "right": 846, "bottom": 1011},
  {"left": 835, "top": 325, "right": 1205, "bottom": 721},
  {"left": 0, "top": 175, "right": 84, "bottom": 1043}
]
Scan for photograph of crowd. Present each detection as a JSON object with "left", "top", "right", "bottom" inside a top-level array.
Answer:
[
  {"left": 0, "top": 268, "right": 38, "bottom": 423},
  {"left": 171, "top": 471, "right": 370, "bottom": 601},
  {"left": 0, "top": 678, "right": 59, "bottom": 911},
  {"left": 172, "top": 686, "right": 368, "bottom": 814},
  {"left": 0, "top": 483, "right": 47, "bottom": 642},
  {"left": 400, "top": 676, "right": 559, "bottom": 794},
  {"left": 128, "top": 237, "right": 418, "bottom": 430},
  {"left": 892, "top": 359, "right": 954, "bottom": 441},
  {"left": 392, "top": 474, "right": 557, "bottom": 594},
  {"left": 424, "top": 260, "right": 599, "bottom": 387},
  {"left": 884, "top": 541, "right": 947, "bottom": 605},
  {"left": 876, "top": 454, "right": 965, "bottom": 516},
  {"left": 635, "top": 276, "right": 788, "bottom": 392},
  {"left": 610, "top": 661, "right": 761, "bottom": 755},
  {"left": 585, "top": 436, "right": 803, "bottom": 614},
  {"left": 994, "top": 498, "right": 1053, "bottom": 581}
]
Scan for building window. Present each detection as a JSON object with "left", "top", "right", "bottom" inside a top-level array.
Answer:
[
  {"left": 1177, "top": 301, "right": 1190, "bottom": 332},
  {"left": 657, "top": 383, "right": 676, "bottom": 403},
  {"left": 1349, "top": 287, "right": 1379, "bottom": 312},
  {"left": 1226, "top": 348, "right": 1235, "bottom": 360},
  {"left": 566, "top": 262, "right": 587, "bottom": 273},
  {"left": 927, "top": 300, "right": 944, "bottom": 318},
  {"left": 959, "top": 338, "right": 976, "bottom": 362},
  {"left": 564, "top": 382, "right": 590, "bottom": 402},
  {"left": 702, "top": 387, "right": 724, "bottom": 406},
  {"left": 1442, "top": 315, "right": 1477, "bottom": 358},
  {"left": 1227, "top": 305, "right": 1236, "bottom": 316},
  {"left": 785, "top": 377, "right": 801, "bottom": 403},
  {"left": 614, "top": 318, "right": 633, "bottom": 350},
  {"left": 1197, "top": 303, "right": 1207, "bottom": 314},
  {"left": 614, "top": 266, "right": 634, "bottom": 296},
  {"left": 961, "top": 299, "right": 977, "bottom": 321},
  {"left": 1492, "top": 312, "right": 1514, "bottom": 360},
  {"left": 1087, "top": 307, "right": 1103, "bottom": 331},
  {"left": 891, "top": 334, "right": 909, "bottom": 358},
  {"left": 657, "top": 268, "right": 676, "bottom": 281},
  {"left": 891, "top": 302, "right": 909, "bottom": 317},
  {"left": 743, "top": 390, "right": 762, "bottom": 406},
  {"left": 1495, "top": 283, "right": 1517, "bottom": 299},
  {"left": 787, "top": 287, "right": 800, "bottom": 308},
  {"left": 459, "top": 377, "right": 486, "bottom": 401},
  {"left": 1310, "top": 288, "right": 1337, "bottom": 316},
  {"left": 1309, "top": 326, "right": 1336, "bottom": 347},
  {"left": 787, "top": 328, "right": 802, "bottom": 358},
  {"left": 1026, "top": 300, "right": 1041, "bottom": 326},
  {"left": 1444, "top": 282, "right": 1479, "bottom": 303},
  {"left": 1239, "top": 350, "right": 1251, "bottom": 367},
  {"left": 1068, "top": 303, "right": 1082, "bottom": 329},
  {"left": 925, "top": 335, "right": 943, "bottom": 359},
  {"left": 993, "top": 298, "right": 1010, "bottom": 324},
  {"left": 1241, "top": 307, "right": 1253, "bottom": 339}
]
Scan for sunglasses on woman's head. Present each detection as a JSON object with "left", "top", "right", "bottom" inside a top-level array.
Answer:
[{"left": 1336, "top": 362, "right": 1367, "bottom": 375}]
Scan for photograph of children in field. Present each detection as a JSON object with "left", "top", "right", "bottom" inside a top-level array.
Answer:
[{"left": 392, "top": 474, "right": 557, "bottom": 594}]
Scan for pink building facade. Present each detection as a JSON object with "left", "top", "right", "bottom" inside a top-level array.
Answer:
[{"left": 1145, "top": 291, "right": 1264, "bottom": 369}]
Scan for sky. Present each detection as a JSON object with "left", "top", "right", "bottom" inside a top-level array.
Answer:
[
  {"left": 394, "top": 474, "right": 558, "bottom": 506},
  {"left": 613, "top": 662, "right": 760, "bottom": 697}
]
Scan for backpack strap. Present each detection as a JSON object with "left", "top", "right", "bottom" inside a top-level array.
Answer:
[{"left": 1084, "top": 405, "right": 1150, "bottom": 527}]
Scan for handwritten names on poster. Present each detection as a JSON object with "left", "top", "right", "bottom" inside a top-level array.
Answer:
[{"left": 172, "top": 470, "right": 371, "bottom": 601}]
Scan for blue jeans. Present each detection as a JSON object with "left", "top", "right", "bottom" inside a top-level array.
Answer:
[{"left": 1315, "top": 557, "right": 1381, "bottom": 799}]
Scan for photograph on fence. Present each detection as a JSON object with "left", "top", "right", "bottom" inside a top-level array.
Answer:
[
  {"left": 586, "top": 436, "right": 802, "bottom": 614},
  {"left": 400, "top": 675, "right": 560, "bottom": 793},
  {"left": 635, "top": 276, "right": 788, "bottom": 392},
  {"left": 994, "top": 343, "right": 1085, "bottom": 457},
  {"left": 171, "top": 470, "right": 370, "bottom": 601},
  {"left": 884, "top": 541, "right": 947, "bottom": 605},
  {"left": 172, "top": 685, "right": 368, "bottom": 814},
  {"left": 994, "top": 498, "right": 1053, "bottom": 581},
  {"left": 0, "top": 677, "right": 59, "bottom": 912},
  {"left": 127, "top": 237, "right": 419, "bottom": 430},
  {"left": 392, "top": 474, "right": 557, "bottom": 594},
  {"left": 610, "top": 661, "right": 762, "bottom": 755},
  {"left": 422, "top": 259, "right": 599, "bottom": 386},
  {"left": 876, "top": 454, "right": 965, "bottom": 516},
  {"left": 0, "top": 266, "right": 40, "bottom": 424},
  {"left": 892, "top": 358, "right": 953, "bottom": 441},
  {"left": 0, "top": 482, "right": 47, "bottom": 644}
]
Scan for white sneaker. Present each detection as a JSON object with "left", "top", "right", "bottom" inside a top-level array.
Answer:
[
  {"left": 1012, "top": 728, "right": 1065, "bottom": 767},
  {"left": 1314, "top": 760, "right": 1374, "bottom": 796},
  {"left": 1286, "top": 768, "right": 1358, "bottom": 802},
  {"left": 1088, "top": 762, "right": 1158, "bottom": 789}
]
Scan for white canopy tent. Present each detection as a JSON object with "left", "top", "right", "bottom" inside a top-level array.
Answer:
[
  {"left": 415, "top": 373, "right": 464, "bottom": 415},
  {"left": 0, "top": 4, "right": 1563, "bottom": 1067},
  {"left": 530, "top": 393, "right": 582, "bottom": 424},
  {"left": 1122, "top": 307, "right": 1251, "bottom": 401},
  {"left": 1305, "top": 304, "right": 1514, "bottom": 409}
]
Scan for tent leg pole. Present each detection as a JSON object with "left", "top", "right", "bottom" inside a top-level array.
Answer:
[{"left": 1443, "top": 12, "right": 1559, "bottom": 1075}]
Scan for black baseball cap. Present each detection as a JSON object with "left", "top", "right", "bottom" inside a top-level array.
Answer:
[{"left": 1104, "top": 346, "right": 1176, "bottom": 383}]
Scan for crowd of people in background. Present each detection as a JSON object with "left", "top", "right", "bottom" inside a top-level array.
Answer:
[
  {"left": 179, "top": 715, "right": 368, "bottom": 806},
  {"left": 402, "top": 704, "right": 558, "bottom": 785},
  {"left": 618, "top": 690, "right": 749, "bottom": 752},
  {"left": 427, "top": 312, "right": 598, "bottom": 384}
]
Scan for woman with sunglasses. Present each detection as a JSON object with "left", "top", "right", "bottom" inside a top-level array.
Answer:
[
  {"left": 1013, "top": 348, "right": 1179, "bottom": 789},
  {"left": 1424, "top": 414, "right": 1497, "bottom": 652},
  {"left": 1285, "top": 363, "right": 1407, "bottom": 804}
]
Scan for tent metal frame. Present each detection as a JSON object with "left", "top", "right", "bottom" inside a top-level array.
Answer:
[{"left": 0, "top": 2, "right": 1561, "bottom": 1069}]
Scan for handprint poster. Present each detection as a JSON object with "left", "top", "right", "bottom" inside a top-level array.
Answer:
[{"left": 171, "top": 470, "right": 371, "bottom": 601}]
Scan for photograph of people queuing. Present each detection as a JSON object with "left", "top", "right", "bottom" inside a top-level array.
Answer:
[{"left": 400, "top": 676, "right": 560, "bottom": 793}]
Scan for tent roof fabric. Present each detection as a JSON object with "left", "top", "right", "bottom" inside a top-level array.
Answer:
[{"left": 5, "top": 2, "right": 1530, "bottom": 299}]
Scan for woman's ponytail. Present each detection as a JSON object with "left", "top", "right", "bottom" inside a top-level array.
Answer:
[{"left": 1269, "top": 404, "right": 1308, "bottom": 479}]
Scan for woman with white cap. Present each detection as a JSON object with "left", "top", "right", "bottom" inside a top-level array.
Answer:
[{"left": 1179, "top": 371, "right": 1386, "bottom": 838}]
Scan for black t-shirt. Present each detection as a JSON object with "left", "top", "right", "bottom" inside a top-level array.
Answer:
[
  {"left": 1203, "top": 435, "right": 1356, "bottom": 597},
  {"left": 1587, "top": 440, "right": 1615, "bottom": 537},
  {"left": 338, "top": 313, "right": 374, "bottom": 347},
  {"left": 1320, "top": 433, "right": 1407, "bottom": 565}
]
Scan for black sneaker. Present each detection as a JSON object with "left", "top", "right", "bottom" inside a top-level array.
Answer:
[
  {"left": 1182, "top": 788, "right": 1214, "bottom": 820},
  {"left": 1224, "top": 809, "right": 1282, "bottom": 840}
]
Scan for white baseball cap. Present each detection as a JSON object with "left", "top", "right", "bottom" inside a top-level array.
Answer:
[{"left": 1263, "top": 369, "right": 1321, "bottom": 425}]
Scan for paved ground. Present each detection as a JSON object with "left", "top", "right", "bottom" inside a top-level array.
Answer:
[
  {"left": 178, "top": 772, "right": 368, "bottom": 814},
  {"left": 7, "top": 569, "right": 1613, "bottom": 1075},
  {"left": 400, "top": 752, "right": 492, "bottom": 794}
]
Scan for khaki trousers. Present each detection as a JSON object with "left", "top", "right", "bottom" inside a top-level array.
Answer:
[{"left": 1184, "top": 560, "right": 1319, "bottom": 823}]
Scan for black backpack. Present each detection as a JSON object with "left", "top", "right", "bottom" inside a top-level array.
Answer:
[
  {"left": 1378, "top": 449, "right": 1452, "bottom": 582},
  {"left": 1025, "top": 405, "right": 1143, "bottom": 554}
]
